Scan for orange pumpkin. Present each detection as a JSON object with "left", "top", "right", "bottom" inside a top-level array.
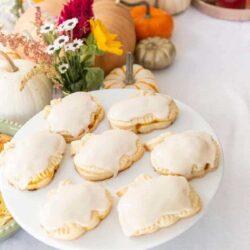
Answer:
[
  {"left": 119, "top": 0, "right": 173, "bottom": 41},
  {"left": 93, "top": 0, "right": 136, "bottom": 74}
]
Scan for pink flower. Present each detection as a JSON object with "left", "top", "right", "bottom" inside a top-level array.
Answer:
[{"left": 57, "top": 0, "right": 94, "bottom": 39}]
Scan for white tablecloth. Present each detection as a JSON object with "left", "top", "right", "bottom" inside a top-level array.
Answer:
[{"left": 1, "top": 6, "right": 250, "bottom": 250}]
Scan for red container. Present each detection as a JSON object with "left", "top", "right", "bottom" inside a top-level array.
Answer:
[{"left": 216, "top": 0, "right": 246, "bottom": 8}]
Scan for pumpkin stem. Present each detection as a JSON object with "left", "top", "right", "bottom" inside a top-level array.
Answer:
[
  {"left": 125, "top": 52, "right": 134, "bottom": 85},
  {"left": 0, "top": 50, "right": 19, "bottom": 72},
  {"left": 117, "top": 0, "right": 151, "bottom": 17}
]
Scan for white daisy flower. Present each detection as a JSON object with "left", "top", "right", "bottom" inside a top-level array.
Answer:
[
  {"left": 40, "top": 23, "right": 54, "bottom": 34},
  {"left": 45, "top": 44, "right": 58, "bottom": 55},
  {"left": 72, "top": 39, "right": 83, "bottom": 50},
  {"left": 54, "top": 35, "right": 69, "bottom": 48},
  {"left": 58, "top": 23, "right": 66, "bottom": 32},
  {"left": 64, "top": 43, "right": 75, "bottom": 52},
  {"left": 58, "top": 63, "right": 69, "bottom": 74},
  {"left": 58, "top": 18, "right": 78, "bottom": 32}
]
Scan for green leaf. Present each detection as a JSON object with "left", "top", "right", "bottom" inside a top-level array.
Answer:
[
  {"left": 86, "top": 33, "right": 95, "bottom": 46},
  {"left": 68, "top": 78, "right": 86, "bottom": 92},
  {"left": 95, "top": 48, "right": 105, "bottom": 56},
  {"left": 81, "top": 53, "right": 95, "bottom": 67},
  {"left": 85, "top": 67, "right": 104, "bottom": 91},
  {"left": 79, "top": 45, "right": 95, "bottom": 67}
]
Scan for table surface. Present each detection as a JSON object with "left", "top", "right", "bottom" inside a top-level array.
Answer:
[{"left": 1, "top": 6, "right": 250, "bottom": 250}]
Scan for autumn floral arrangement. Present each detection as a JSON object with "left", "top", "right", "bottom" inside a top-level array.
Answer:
[{"left": 1, "top": 0, "right": 123, "bottom": 94}]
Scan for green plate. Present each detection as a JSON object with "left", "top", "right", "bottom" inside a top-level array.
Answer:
[
  {"left": 0, "top": 119, "right": 22, "bottom": 136},
  {"left": 0, "top": 119, "right": 22, "bottom": 241}
]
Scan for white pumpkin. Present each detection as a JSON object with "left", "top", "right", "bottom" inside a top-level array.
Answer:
[
  {"left": 156, "top": 0, "right": 191, "bottom": 15},
  {"left": 125, "top": 0, "right": 191, "bottom": 15},
  {"left": 103, "top": 64, "right": 159, "bottom": 92},
  {"left": 0, "top": 55, "right": 52, "bottom": 124}
]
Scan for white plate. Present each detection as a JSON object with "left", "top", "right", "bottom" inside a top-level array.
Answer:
[{"left": 0, "top": 89, "right": 223, "bottom": 250}]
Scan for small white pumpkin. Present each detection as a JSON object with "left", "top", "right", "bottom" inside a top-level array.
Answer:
[
  {"left": 125, "top": 0, "right": 191, "bottom": 15},
  {"left": 135, "top": 37, "right": 176, "bottom": 70},
  {"left": 156, "top": 0, "right": 191, "bottom": 15},
  {"left": 103, "top": 64, "right": 159, "bottom": 92},
  {"left": 0, "top": 52, "right": 52, "bottom": 124}
]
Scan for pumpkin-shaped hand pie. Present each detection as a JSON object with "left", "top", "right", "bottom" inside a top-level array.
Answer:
[
  {"left": 0, "top": 192, "right": 12, "bottom": 227},
  {"left": 103, "top": 64, "right": 159, "bottom": 92},
  {"left": 135, "top": 37, "right": 176, "bottom": 70},
  {"left": 0, "top": 134, "right": 11, "bottom": 152},
  {"left": 145, "top": 131, "right": 220, "bottom": 179},
  {"left": 117, "top": 174, "right": 201, "bottom": 236},
  {"left": 71, "top": 129, "right": 144, "bottom": 181},
  {"left": 40, "top": 180, "right": 112, "bottom": 240},
  {"left": 107, "top": 91, "right": 178, "bottom": 133},
  {"left": 0, "top": 131, "right": 66, "bottom": 191},
  {"left": 44, "top": 92, "right": 104, "bottom": 143}
]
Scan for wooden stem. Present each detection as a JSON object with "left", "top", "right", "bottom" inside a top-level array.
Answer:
[
  {"left": 0, "top": 51, "right": 19, "bottom": 72},
  {"left": 117, "top": 0, "right": 151, "bottom": 17},
  {"left": 155, "top": 0, "right": 159, "bottom": 8},
  {"left": 125, "top": 52, "right": 134, "bottom": 85}
]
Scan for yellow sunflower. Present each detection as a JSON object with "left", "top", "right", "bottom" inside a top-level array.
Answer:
[{"left": 90, "top": 19, "right": 123, "bottom": 56}]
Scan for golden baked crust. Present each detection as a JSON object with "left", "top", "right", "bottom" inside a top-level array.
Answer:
[
  {"left": 44, "top": 96, "right": 105, "bottom": 143},
  {"left": 0, "top": 134, "right": 11, "bottom": 152},
  {"left": 145, "top": 132, "right": 220, "bottom": 180},
  {"left": 8, "top": 154, "right": 63, "bottom": 191},
  {"left": 0, "top": 193, "right": 12, "bottom": 227},
  {"left": 74, "top": 140, "right": 145, "bottom": 181},
  {"left": 42, "top": 190, "right": 112, "bottom": 240},
  {"left": 117, "top": 175, "right": 202, "bottom": 237},
  {"left": 131, "top": 186, "right": 201, "bottom": 236},
  {"left": 108, "top": 92, "right": 179, "bottom": 134}
]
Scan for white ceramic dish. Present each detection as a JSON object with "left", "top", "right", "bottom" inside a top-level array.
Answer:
[{"left": 0, "top": 89, "right": 223, "bottom": 250}]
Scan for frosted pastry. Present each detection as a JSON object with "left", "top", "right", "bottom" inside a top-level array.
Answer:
[
  {"left": 0, "top": 192, "right": 12, "bottom": 227},
  {"left": 107, "top": 91, "right": 178, "bottom": 133},
  {"left": 145, "top": 131, "right": 220, "bottom": 179},
  {"left": 0, "top": 137, "right": 13, "bottom": 226},
  {"left": 0, "top": 131, "right": 66, "bottom": 191},
  {"left": 0, "top": 134, "right": 11, "bottom": 152},
  {"left": 40, "top": 180, "right": 112, "bottom": 240},
  {"left": 44, "top": 92, "right": 104, "bottom": 143},
  {"left": 71, "top": 129, "right": 144, "bottom": 181},
  {"left": 117, "top": 174, "right": 201, "bottom": 237}
]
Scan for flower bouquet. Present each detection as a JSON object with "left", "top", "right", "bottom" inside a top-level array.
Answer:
[{"left": 4, "top": 0, "right": 123, "bottom": 94}]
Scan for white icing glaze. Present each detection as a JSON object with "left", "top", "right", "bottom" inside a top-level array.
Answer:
[
  {"left": 151, "top": 131, "right": 217, "bottom": 178},
  {"left": 73, "top": 129, "right": 139, "bottom": 174},
  {"left": 46, "top": 92, "right": 98, "bottom": 137},
  {"left": 108, "top": 94, "right": 172, "bottom": 122},
  {"left": 1, "top": 131, "right": 66, "bottom": 190},
  {"left": 40, "top": 181, "right": 110, "bottom": 230},
  {"left": 117, "top": 175, "right": 192, "bottom": 236}
]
